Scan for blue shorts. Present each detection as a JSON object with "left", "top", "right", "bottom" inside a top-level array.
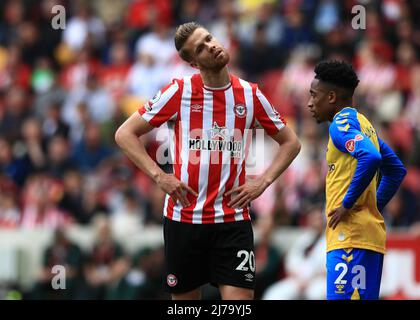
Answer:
[{"left": 326, "top": 248, "right": 384, "bottom": 300}]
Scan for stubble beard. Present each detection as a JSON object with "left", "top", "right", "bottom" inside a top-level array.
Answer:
[{"left": 207, "top": 51, "right": 230, "bottom": 71}]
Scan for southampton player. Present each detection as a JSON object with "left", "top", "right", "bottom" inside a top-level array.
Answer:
[
  {"left": 115, "top": 22, "right": 301, "bottom": 300},
  {"left": 307, "top": 60, "right": 407, "bottom": 300}
]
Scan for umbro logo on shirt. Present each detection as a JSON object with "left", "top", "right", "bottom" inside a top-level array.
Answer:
[
  {"left": 191, "top": 104, "right": 202, "bottom": 112},
  {"left": 245, "top": 273, "right": 254, "bottom": 282}
]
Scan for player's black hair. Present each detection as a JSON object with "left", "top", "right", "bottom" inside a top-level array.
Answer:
[{"left": 314, "top": 60, "right": 360, "bottom": 98}]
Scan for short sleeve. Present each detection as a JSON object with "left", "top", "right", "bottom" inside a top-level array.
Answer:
[
  {"left": 253, "top": 86, "right": 286, "bottom": 136},
  {"left": 138, "top": 79, "right": 182, "bottom": 127}
]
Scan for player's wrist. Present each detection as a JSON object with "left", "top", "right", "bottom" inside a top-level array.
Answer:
[
  {"left": 152, "top": 170, "right": 165, "bottom": 184},
  {"left": 342, "top": 199, "right": 353, "bottom": 210},
  {"left": 258, "top": 175, "right": 272, "bottom": 190}
]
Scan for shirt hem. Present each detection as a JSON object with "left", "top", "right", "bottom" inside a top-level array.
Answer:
[{"left": 326, "top": 242, "right": 386, "bottom": 255}]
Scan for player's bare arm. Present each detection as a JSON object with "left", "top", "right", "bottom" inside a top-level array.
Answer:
[
  {"left": 115, "top": 113, "right": 197, "bottom": 207},
  {"left": 226, "top": 126, "right": 301, "bottom": 209}
]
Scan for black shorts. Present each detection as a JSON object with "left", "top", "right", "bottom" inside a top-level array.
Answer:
[{"left": 163, "top": 217, "right": 255, "bottom": 294}]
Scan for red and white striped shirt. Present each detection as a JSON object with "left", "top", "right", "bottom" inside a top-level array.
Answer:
[{"left": 138, "top": 74, "right": 285, "bottom": 224}]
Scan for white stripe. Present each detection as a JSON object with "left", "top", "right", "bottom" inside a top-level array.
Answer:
[
  {"left": 163, "top": 194, "right": 169, "bottom": 220},
  {"left": 256, "top": 88, "right": 285, "bottom": 131},
  {"left": 240, "top": 80, "right": 255, "bottom": 139},
  {"left": 167, "top": 121, "right": 175, "bottom": 167},
  {"left": 192, "top": 88, "right": 213, "bottom": 224},
  {"left": 141, "top": 81, "right": 179, "bottom": 123},
  {"left": 213, "top": 87, "right": 235, "bottom": 223},
  {"left": 172, "top": 76, "right": 192, "bottom": 221}
]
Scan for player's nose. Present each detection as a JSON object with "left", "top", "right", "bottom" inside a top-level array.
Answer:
[{"left": 307, "top": 99, "right": 313, "bottom": 109}]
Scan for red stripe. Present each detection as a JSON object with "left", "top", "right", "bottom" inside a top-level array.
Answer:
[
  {"left": 138, "top": 82, "right": 173, "bottom": 116},
  {"left": 149, "top": 103, "right": 177, "bottom": 127},
  {"left": 166, "top": 80, "right": 185, "bottom": 220},
  {"left": 221, "top": 76, "right": 246, "bottom": 222},
  {"left": 253, "top": 86, "right": 280, "bottom": 136},
  {"left": 181, "top": 74, "right": 203, "bottom": 223},
  {"left": 144, "top": 80, "right": 181, "bottom": 127},
  {"left": 166, "top": 197, "right": 174, "bottom": 220},
  {"left": 238, "top": 84, "right": 269, "bottom": 220},
  {"left": 172, "top": 80, "right": 184, "bottom": 180},
  {"left": 202, "top": 89, "right": 225, "bottom": 223},
  {"left": 238, "top": 80, "right": 254, "bottom": 220},
  {"left": 238, "top": 155, "right": 250, "bottom": 220}
]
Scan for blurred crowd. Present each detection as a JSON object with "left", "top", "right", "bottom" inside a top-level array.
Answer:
[{"left": 0, "top": 0, "right": 419, "bottom": 299}]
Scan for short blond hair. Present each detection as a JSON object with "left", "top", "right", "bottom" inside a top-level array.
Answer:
[{"left": 174, "top": 21, "right": 203, "bottom": 62}]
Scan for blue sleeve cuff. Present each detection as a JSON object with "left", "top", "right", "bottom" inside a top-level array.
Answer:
[{"left": 342, "top": 198, "right": 353, "bottom": 210}]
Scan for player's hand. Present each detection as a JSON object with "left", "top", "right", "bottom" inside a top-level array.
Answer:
[
  {"left": 156, "top": 173, "right": 198, "bottom": 207},
  {"left": 328, "top": 204, "right": 362, "bottom": 229},
  {"left": 225, "top": 177, "right": 269, "bottom": 209}
]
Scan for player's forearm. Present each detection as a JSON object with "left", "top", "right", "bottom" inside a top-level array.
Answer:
[
  {"left": 115, "top": 130, "right": 164, "bottom": 182},
  {"left": 376, "top": 168, "right": 406, "bottom": 212},
  {"left": 260, "top": 138, "right": 301, "bottom": 187},
  {"left": 376, "top": 139, "right": 407, "bottom": 212}
]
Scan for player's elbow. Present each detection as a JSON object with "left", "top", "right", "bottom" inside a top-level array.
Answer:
[
  {"left": 396, "top": 165, "right": 408, "bottom": 186},
  {"left": 399, "top": 164, "right": 407, "bottom": 180},
  {"left": 369, "top": 151, "right": 382, "bottom": 168},
  {"left": 283, "top": 134, "right": 301, "bottom": 159},
  {"left": 293, "top": 138, "right": 301, "bottom": 158},
  {"left": 115, "top": 125, "right": 128, "bottom": 148}
]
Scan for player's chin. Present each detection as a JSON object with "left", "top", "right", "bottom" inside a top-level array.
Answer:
[
  {"left": 313, "top": 114, "right": 324, "bottom": 123},
  {"left": 215, "top": 53, "right": 230, "bottom": 68},
  {"left": 310, "top": 114, "right": 320, "bottom": 123}
]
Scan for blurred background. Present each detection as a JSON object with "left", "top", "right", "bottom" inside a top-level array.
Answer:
[{"left": 0, "top": 0, "right": 419, "bottom": 300}]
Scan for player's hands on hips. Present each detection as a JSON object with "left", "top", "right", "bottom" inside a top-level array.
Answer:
[
  {"left": 225, "top": 177, "right": 269, "bottom": 209},
  {"left": 328, "top": 204, "right": 362, "bottom": 229},
  {"left": 156, "top": 173, "right": 198, "bottom": 207}
]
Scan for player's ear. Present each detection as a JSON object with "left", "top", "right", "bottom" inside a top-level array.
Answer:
[{"left": 328, "top": 91, "right": 337, "bottom": 104}]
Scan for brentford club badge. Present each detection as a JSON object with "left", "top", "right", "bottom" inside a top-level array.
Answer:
[
  {"left": 234, "top": 104, "right": 247, "bottom": 118},
  {"left": 167, "top": 274, "right": 178, "bottom": 287}
]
